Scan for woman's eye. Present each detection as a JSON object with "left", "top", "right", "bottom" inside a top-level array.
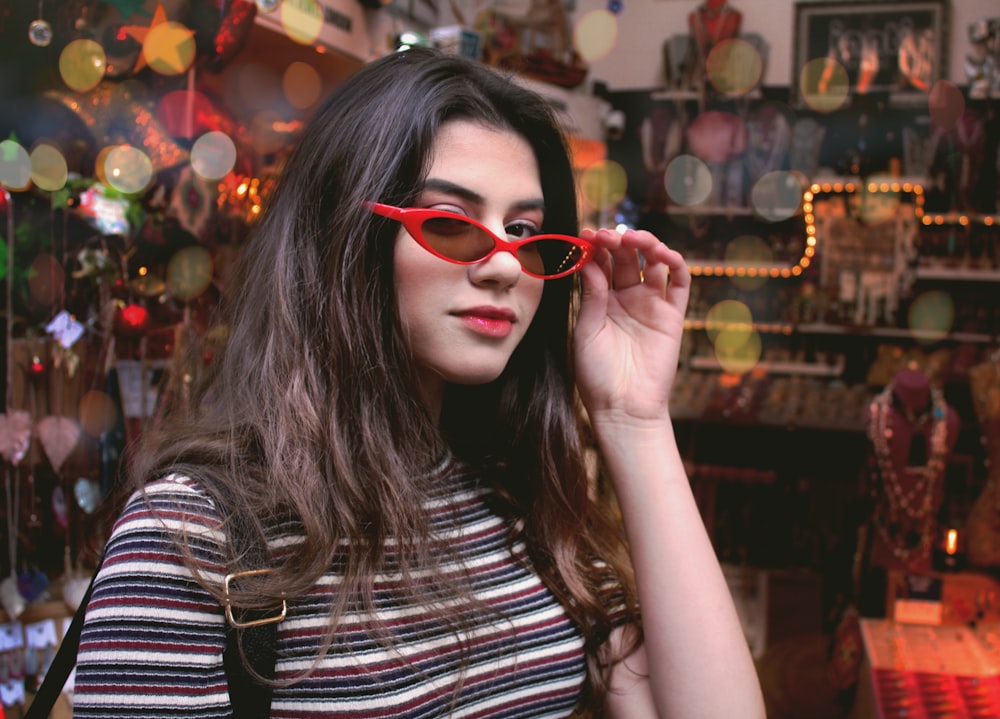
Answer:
[{"left": 505, "top": 221, "right": 539, "bottom": 240}]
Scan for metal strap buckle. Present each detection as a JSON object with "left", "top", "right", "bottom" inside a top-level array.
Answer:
[{"left": 223, "top": 569, "right": 287, "bottom": 629}]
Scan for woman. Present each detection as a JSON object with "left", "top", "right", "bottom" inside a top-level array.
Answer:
[{"left": 72, "top": 48, "right": 764, "bottom": 718}]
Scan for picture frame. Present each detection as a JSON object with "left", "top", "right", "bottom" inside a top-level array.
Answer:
[{"left": 792, "top": 1, "right": 949, "bottom": 108}]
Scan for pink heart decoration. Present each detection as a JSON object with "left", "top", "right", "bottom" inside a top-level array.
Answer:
[
  {"left": 35, "top": 416, "right": 82, "bottom": 474},
  {"left": 0, "top": 411, "right": 33, "bottom": 465}
]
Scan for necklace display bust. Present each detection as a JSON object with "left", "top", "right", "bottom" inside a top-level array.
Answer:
[{"left": 866, "top": 368, "right": 959, "bottom": 573}]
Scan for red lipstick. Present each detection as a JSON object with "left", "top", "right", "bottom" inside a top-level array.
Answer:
[{"left": 454, "top": 306, "right": 516, "bottom": 338}]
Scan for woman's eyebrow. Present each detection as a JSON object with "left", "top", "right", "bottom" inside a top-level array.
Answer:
[
  {"left": 422, "top": 178, "right": 546, "bottom": 212},
  {"left": 422, "top": 178, "right": 484, "bottom": 204}
]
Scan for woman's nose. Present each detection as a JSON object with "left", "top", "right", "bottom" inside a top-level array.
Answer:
[{"left": 468, "top": 237, "right": 524, "bottom": 287}]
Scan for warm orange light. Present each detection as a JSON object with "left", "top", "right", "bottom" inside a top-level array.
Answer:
[{"left": 945, "top": 528, "right": 958, "bottom": 556}]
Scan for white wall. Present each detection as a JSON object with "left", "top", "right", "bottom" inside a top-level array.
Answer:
[{"left": 576, "top": 0, "right": 997, "bottom": 91}]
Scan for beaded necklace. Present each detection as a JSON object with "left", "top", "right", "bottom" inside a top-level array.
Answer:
[{"left": 867, "top": 382, "right": 949, "bottom": 566}]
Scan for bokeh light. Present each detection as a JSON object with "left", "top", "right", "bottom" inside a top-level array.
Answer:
[
  {"left": 799, "top": 58, "right": 849, "bottom": 113},
  {"left": 104, "top": 145, "right": 154, "bottom": 194},
  {"left": 928, "top": 80, "right": 964, "bottom": 130},
  {"left": 79, "top": 390, "right": 120, "bottom": 437},
  {"left": 724, "top": 235, "right": 773, "bottom": 291},
  {"left": 283, "top": 61, "right": 323, "bottom": 110},
  {"left": 706, "top": 299, "right": 753, "bottom": 344},
  {"left": 908, "top": 290, "right": 954, "bottom": 343},
  {"left": 706, "top": 39, "right": 762, "bottom": 96},
  {"left": 167, "top": 245, "right": 214, "bottom": 301},
  {"left": 143, "top": 21, "right": 196, "bottom": 75},
  {"left": 281, "top": 0, "right": 323, "bottom": 45},
  {"left": 714, "top": 328, "right": 762, "bottom": 375},
  {"left": 854, "top": 178, "right": 900, "bottom": 225},
  {"left": 249, "top": 110, "right": 287, "bottom": 156},
  {"left": 665, "top": 154, "right": 712, "bottom": 206},
  {"left": 751, "top": 171, "right": 804, "bottom": 222},
  {"left": 191, "top": 132, "right": 237, "bottom": 181},
  {"left": 30, "top": 143, "right": 69, "bottom": 192},
  {"left": 93, "top": 146, "right": 116, "bottom": 187},
  {"left": 574, "top": 10, "right": 618, "bottom": 62},
  {"left": 580, "top": 160, "right": 628, "bottom": 211},
  {"left": 59, "top": 39, "right": 107, "bottom": 93},
  {"left": 0, "top": 139, "right": 32, "bottom": 191}
]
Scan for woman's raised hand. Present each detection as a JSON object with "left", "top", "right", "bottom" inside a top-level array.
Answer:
[{"left": 573, "top": 227, "right": 691, "bottom": 427}]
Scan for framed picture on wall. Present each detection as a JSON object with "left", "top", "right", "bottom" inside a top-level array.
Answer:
[{"left": 792, "top": 1, "right": 948, "bottom": 108}]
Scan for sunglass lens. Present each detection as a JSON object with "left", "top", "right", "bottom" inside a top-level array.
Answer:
[
  {"left": 519, "top": 239, "right": 586, "bottom": 277},
  {"left": 420, "top": 216, "right": 495, "bottom": 262}
]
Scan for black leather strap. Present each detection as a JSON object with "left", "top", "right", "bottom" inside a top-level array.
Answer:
[
  {"left": 26, "top": 517, "right": 279, "bottom": 719},
  {"left": 223, "top": 515, "right": 278, "bottom": 719},
  {"left": 24, "top": 563, "right": 100, "bottom": 719}
]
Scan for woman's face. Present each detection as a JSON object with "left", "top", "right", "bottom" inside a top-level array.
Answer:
[{"left": 393, "top": 119, "right": 547, "bottom": 414}]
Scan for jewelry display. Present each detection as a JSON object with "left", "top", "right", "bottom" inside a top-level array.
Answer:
[{"left": 867, "top": 375, "right": 953, "bottom": 571}]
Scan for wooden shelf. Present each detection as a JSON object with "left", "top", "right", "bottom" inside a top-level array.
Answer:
[
  {"left": 689, "top": 354, "right": 845, "bottom": 377},
  {"left": 915, "top": 267, "right": 1000, "bottom": 282},
  {"left": 797, "top": 323, "right": 995, "bottom": 344}
]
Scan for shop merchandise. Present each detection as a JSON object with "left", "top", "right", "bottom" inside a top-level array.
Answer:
[
  {"left": 865, "top": 369, "right": 959, "bottom": 573},
  {"left": 966, "top": 351, "right": 1000, "bottom": 568}
]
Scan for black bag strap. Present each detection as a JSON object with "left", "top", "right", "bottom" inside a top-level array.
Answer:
[
  {"left": 25, "top": 519, "right": 281, "bottom": 718},
  {"left": 222, "top": 513, "right": 282, "bottom": 719},
  {"left": 24, "top": 560, "right": 101, "bottom": 719}
]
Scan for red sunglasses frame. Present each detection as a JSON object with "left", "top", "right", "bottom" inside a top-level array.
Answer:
[{"left": 366, "top": 202, "right": 594, "bottom": 279}]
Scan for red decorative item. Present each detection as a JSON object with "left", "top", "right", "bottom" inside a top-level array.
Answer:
[
  {"left": 27, "top": 355, "right": 46, "bottom": 378},
  {"left": 211, "top": 0, "right": 257, "bottom": 71},
  {"left": 116, "top": 303, "right": 151, "bottom": 335}
]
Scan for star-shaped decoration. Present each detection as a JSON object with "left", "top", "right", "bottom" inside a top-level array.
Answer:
[
  {"left": 103, "top": 0, "right": 152, "bottom": 20},
  {"left": 144, "top": 20, "right": 197, "bottom": 75},
  {"left": 122, "top": 3, "right": 196, "bottom": 75},
  {"left": 122, "top": 2, "right": 168, "bottom": 72}
]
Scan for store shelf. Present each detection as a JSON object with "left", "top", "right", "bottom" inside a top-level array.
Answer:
[
  {"left": 689, "top": 354, "right": 845, "bottom": 377},
  {"left": 914, "top": 267, "right": 1000, "bottom": 282},
  {"left": 666, "top": 204, "right": 757, "bottom": 216},
  {"left": 797, "top": 323, "right": 995, "bottom": 344}
]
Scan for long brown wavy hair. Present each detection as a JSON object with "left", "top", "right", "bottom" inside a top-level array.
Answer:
[{"left": 129, "top": 47, "right": 640, "bottom": 706}]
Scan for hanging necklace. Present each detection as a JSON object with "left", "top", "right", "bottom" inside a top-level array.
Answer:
[{"left": 867, "top": 382, "right": 949, "bottom": 565}]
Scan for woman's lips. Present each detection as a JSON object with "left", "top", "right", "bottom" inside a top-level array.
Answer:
[{"left": 454, "top": 307, "right": 516, "bottom": 338}]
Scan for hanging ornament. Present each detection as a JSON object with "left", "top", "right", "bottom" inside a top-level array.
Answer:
[
  {"left": 606, "top": 0, "right": 623, "bottom": 14},
  {"left": 27, "top": 355, "right": 46, "bottom": 379},
  {"left": 28, "top": 0, "right": 52, "bottom": 47},
  {"left": 170, "top": 166, "right": 215, "bottom": 238},
  {"left": 35, "top": 415, "right": 81, "bottom": 474},
  {"left": 255, "top": 0, "right": 281, "bottom": 12},
  {"left": 0, "top": 575, "right": 26, "bottom": 619},
  {"left": 17, "top": 568, "right": 49, "bottom": 602},
  {"left": 115, "top": 302, "right": 151, "bottom": 336},
  {"left": 0, "top": 410, "right": 33, "bottom": 466},
  {"left": 211, "top": 0, "right": 258, "bottom": 71},
  {"left": 29, "top": 19, "right": 53, "bottom": 47}
]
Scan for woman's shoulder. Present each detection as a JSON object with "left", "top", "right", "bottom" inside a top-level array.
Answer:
[{"left": 113, "top": 473, "right": 227, "bottom": 541}]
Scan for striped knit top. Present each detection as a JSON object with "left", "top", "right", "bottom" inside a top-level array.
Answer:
[{"left": 72, "top": 466, "right": 588, "bottom": 718}]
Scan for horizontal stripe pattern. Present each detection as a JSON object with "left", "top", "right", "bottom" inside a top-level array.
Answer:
[{"left": 73, "top": 468, "right": 587, "bottom": 718}]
